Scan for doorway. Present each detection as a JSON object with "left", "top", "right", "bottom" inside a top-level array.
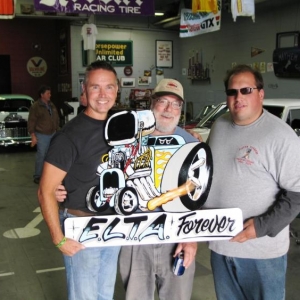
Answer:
[{"left": 0, "top": 55, "right": 11, "bottom": 94}]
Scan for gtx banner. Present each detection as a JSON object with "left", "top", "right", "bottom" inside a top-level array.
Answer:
[
  {"left": 64, "top": 208, "right": 243, "bottom": 247},
  {"left": 180, "top": 7, "right": 221, "bottom": 38},
  {"left": 33, "top": 0, "right": 155, "bottom": 16}
]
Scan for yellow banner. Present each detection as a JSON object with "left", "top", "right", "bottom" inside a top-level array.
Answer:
[{"left": 192, "top": 0, "right": 218, "bottom": 14}]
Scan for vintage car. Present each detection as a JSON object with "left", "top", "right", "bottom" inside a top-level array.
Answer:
[
  {"left": 0, "top": 94, "right": 34, "bottom": 147},
  {"left": 192, "top": 99, "right": 300, "bottom": 141},
  {"left": 182, "top": 104, "right": 216, "bottom": 129},
  {"left": 86, "top": 110, "right": 213, "bottom": 216}
]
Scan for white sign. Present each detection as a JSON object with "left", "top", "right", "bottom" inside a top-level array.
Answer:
[
  {"left": 180, "top": 8, "right": 221, "bottom": 38},
  {"left": 27, "top": 56, "right": 47, "bottom": 77},
  {"left": 65, "top": 208, "right": 243, "bottom": 247}
]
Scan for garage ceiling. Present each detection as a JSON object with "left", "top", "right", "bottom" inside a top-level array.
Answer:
[
  {"left": 152, "top": 0, "right": 296, "bottom": 30},
  {"left": 13, "top": 0, "right": 299, "bottom": 31}
]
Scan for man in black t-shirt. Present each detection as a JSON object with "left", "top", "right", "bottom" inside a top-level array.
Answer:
[
  {"left": 77, "top": 91, "right": 87, "bottom": 114},
  {"left": 38, "top": 61, "right": 120, "bottom": 300}
]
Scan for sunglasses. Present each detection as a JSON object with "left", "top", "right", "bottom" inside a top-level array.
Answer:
[{"left": 225, "top": 87, "right": 259, "bottom": 96}]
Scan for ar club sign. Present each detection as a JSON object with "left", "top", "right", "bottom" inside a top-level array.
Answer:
[{"left": 27, "top": 57, "right": 47, "bottom": 77}]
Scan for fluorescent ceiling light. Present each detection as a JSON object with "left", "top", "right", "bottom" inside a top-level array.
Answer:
[{"left": 155, "top": 12, "right": 164, "bottom": 16}]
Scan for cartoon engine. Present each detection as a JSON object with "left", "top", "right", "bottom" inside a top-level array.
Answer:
[{"left": 86, "top": 110, "right": 213, "bottom": 216}]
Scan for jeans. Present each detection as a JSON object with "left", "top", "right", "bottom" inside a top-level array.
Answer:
[
  {"left": 60, "top": 210, "right": 121, "bottom": 300},
  {"left": 210, "top": 250, "right": 287, "bottom": 300},
  {"left": 34, "top": 132, "right": 55, "bottom": 179}
]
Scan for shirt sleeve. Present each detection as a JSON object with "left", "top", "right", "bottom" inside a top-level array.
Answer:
[
  {"left": 45, "top": 132, "right": 77, "bottom": 172},
  {"left": 27, "top": 103, "right": 38, "bottom": 134},
  {"left": 254, "top": 190, "right": 300, "bottom": 237}
]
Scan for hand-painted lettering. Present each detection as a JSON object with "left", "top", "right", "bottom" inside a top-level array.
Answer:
[
  {"left": 79, "top": 217, "right": 108, "bottom": 243},
  {"left": 138, "top": 214, "right": 167, "bottom": 241},
  {"left": 177, "top": 213, "right": 236, "bottom": 236}
]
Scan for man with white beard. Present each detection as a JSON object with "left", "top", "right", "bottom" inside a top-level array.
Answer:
[{"left": 119, "top": 79, "right": 198, "bottom": 300}]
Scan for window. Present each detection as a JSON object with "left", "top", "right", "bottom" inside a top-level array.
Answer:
[{"left": 0, "top": 99, "right": 31, "bottom": 112}]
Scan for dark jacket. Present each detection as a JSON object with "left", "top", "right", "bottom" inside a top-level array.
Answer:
[{"left": 27, "top": 99, "right": 60, "bottom": 135}]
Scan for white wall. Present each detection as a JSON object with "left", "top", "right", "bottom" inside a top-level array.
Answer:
[
  {"left": 70, "top": 25, "right": 181, "bottom": 105},
  {"left": 70, "top": 0, "right": 300, "bottom": 118},
  {"left": 179, "top": 1, "right": 300, "bottom": 115}
]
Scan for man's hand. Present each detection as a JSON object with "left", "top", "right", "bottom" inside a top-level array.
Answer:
[
  {"left": 55, "top": 184, "right": 67, "bottom": 202},
  {"left": 174, "top": 242, "right": 197, "bottom": 268},
  {"left": 185, "top": 129, "right": 203, "bottom": 142},
  {"left": 31, "top": 133, "right": 37, "bottom": 147},
  {"left": 38, "top": 162, "right": 70, "bottom": 256},
  {"left": 230, "top": 218, "right": 257, "bottom": 243},
  {"left": 58, "top": 238, "right": 85, "bottom": 256}
]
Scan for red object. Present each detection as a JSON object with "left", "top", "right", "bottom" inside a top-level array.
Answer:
[
  {"left": 0, "top": 0, "right": 14, "bottom": 15},
  {"left": 183, "top": 122, "right": 198, "bottom": 129}
]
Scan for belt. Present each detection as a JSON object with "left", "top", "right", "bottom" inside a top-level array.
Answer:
[{"left": 60, "top": 208, "right": 97, "bottom": 217}]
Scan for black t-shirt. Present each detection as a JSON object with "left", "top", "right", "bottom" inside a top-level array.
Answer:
[
  {"left": 45, "top": 112, "right": 114, "bottom": 214},
  {"left": 77, "top": 105, "right": 86, "bottom": 114}
]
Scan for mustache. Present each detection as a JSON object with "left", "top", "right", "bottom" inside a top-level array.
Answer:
[{"left": 160, "top": 112, "right": 174, "bottom": 118}]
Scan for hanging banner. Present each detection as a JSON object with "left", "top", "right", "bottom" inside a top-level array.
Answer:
[
  {"left": 0, "top": 0, "right": 15, "bottom": 19},
  {"left": 95, "top": 40, "right": 133, "bottom": 66},
  {"left": 192, "top": 0, "right": 218, "bottom": 14},
  {"left": 33, "top": 0, "right": 155, "bottom": 16},
  {"left": 251, "top": 47, "right": 265, "bottom": 57},
  {"left": 231, "top": 0, "right": 255, "bottom": 22},
  {"left": 180, "top": 6, "right": 221, "bottom": 38}
]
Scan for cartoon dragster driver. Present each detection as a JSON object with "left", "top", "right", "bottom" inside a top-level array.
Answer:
[{"left": 86, "top": 110, "right": 213, "bottom": 216}]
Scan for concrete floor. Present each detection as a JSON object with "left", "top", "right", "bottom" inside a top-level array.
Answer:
[{"left": 0, "top": 145, "right": 300, "bottom": 300}]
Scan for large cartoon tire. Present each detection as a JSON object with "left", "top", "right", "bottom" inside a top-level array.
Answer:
[
  {"left": 114, "top": 187, "right": 139, "bottom": 216},
  {"left": 86, "top": 185, "right": 109, "bottom": 213},
  {"left": 161, "top": 142, "right": 213, "bottom": 212}
]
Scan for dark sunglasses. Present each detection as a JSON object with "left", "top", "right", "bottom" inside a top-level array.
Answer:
[{"left": 225, "top": 87, "right": 259, "bottom": 96}]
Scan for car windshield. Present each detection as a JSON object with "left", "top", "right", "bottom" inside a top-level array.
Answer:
[
  {"left": 263, "top": 105, "right": 284, "bottom": 119},
  {"left": 195, "top": 104, "right": 285, "bottom": 129},
  {"left": 0, "top": 99, "right": 31, "bottom": 112},
  {"left": 191, "top": 105, "right": 216, "bottom": 122},
  {"left": 196, "top": 106, "right": 229, "bottom": 129}
]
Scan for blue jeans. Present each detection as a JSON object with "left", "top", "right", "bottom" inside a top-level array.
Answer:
[
  {"left": 210, "top": 251, "right": 287, "bottom": 300},
  {"left": 34, "top": 132, "right": 55, "bottom": 179},
  {"left": 60, "top": 210, "right": 121, "bottom": 300}
]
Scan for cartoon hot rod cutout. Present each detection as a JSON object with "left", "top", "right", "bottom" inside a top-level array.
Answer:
[{"left": 86, "top": 110, "right": 213, "bottom": 216}]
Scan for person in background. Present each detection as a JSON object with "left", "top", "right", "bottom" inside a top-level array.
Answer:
[
  {"left": 77, "top": 91, "right": 87, "bottom": 114},
  {"left": 28, "top": 85, "right": 59, "bottom": 184},
  {"left": 205, "top": 64, "right": 300, "bottom": 300},
  {"left": 38, "top": 61, "right": 121, "bottom": 300}
]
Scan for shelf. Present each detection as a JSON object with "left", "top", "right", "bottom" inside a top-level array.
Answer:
[{"left": 190, "top": 77, "right": 211, "bottom": 84}]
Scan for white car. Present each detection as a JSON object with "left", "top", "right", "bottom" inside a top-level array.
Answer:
[
  {"left": 193, "top": 99, "right": 300, "bottom": 141},
  {"left": 0, "top": 94, "right": 34, "bottom": 147}
]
